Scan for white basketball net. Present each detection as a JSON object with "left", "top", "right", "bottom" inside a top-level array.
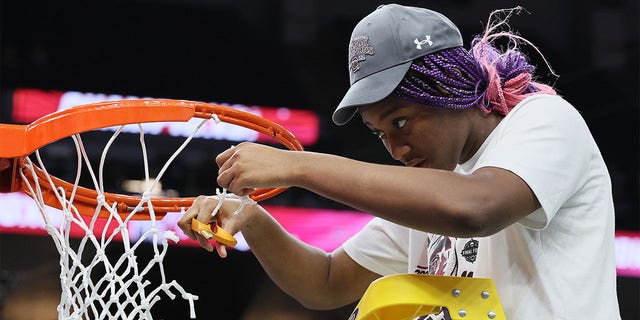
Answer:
[{"left": 17, "top": 116, "right": 224, "bottom": 319}]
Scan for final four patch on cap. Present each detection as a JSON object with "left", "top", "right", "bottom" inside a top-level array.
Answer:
[{"left": 349, "top": 36, "right": 375, "bottom": 73}]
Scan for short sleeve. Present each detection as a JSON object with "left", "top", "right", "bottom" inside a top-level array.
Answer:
[
  {"left": 341, "top": 217, "right": 410, "bottom": 276},
  {"left": 475, "top": 96, "right": 594, "bottom": 229}
]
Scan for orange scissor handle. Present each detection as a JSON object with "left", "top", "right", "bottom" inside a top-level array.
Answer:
[{"left": 190, "top": 218, "right": 237, "bottom": 248}]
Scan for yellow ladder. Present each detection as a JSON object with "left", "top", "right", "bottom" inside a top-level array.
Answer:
[{"left": 350, "top": 274, "right": 506, "bottom": 320}]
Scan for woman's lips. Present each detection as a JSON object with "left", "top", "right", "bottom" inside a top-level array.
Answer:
[{"left": 406, "top": 159, "right": 429, "bottom": 168}]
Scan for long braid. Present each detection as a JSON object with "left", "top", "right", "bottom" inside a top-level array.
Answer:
[
  {"left": 393, "top": 7, "right": 557, "bottom": 116},
  {"left": 393, "top": 47, "right": 485, "bottom": 110}
]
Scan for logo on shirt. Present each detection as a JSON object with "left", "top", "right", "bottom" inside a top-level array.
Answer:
[
  {"left": 461, "top": 239, "right": 479, "bottom": 263},
  {"left": 428, "top": 236, "right": 454, "bottom": 275}
]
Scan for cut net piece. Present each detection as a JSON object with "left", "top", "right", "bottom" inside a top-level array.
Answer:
[
  {"left": 207, "top": 188, "right": 257, "bottom": 218},
  {"left": 17, "top": 118, "right": 217, "bottom": 319}
]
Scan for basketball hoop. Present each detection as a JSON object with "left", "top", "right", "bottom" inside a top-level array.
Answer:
[{"left": 0, "top": 99, "right": 303, "bottom": 319}]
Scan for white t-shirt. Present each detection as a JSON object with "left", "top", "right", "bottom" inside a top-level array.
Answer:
[{"left": 342, "top": 95, "right": 621, "bottom": 319}]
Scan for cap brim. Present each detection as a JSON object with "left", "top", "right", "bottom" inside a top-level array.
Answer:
[{"left": 332, "top": 61, "right": 413, "bottom": 125}]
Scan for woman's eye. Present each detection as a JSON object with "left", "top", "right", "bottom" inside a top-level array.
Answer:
[{"left": 393, "top": 118, "right": 407, "bottom": 129}]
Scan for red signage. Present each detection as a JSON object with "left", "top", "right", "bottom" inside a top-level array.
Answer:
[{"left": 1, "top": 193, "right": 638, "bottom": 278}]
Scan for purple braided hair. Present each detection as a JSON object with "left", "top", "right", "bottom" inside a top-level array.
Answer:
[{"left": 393, "top": 7, "right": 557, "bottom": 116}]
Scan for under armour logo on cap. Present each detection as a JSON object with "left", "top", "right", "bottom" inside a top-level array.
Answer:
[{"left": 414, "top": 35, "right": 434, "bottom": 50}]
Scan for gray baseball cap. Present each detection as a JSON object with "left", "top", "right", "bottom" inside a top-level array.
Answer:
[{"left": 332, "top": 4, "right": 463, "bottom": 125}]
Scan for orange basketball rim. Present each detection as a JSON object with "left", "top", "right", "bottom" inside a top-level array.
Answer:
[{"left": 0, "top": 99, "right": 304, "bottom": 220}]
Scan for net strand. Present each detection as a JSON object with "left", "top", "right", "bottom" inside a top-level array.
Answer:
[
  {"left": 12, "top": 103, "right": 291, "bottom": 319},
  {"left": 19, "top": 118, "right": 218, "bottom": 319}
]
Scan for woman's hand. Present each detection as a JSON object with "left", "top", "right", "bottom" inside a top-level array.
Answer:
[
  {"left": 178, "top": 195, "right": 257, "bottom": 258},
  {"left": 216, "top": 142, "right": 299, "bottom": 196}
]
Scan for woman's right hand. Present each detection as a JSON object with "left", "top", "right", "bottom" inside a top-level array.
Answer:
[
  {"left": 177, "top": 195, "right": 257, "bottom": 258},
  {"left": 216, "top": 142, "right": 299, "bottom": 197}
]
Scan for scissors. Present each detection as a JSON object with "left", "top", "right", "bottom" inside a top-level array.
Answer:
[{"left": 190, "top": 218, "right": 237, "bottom": 247}]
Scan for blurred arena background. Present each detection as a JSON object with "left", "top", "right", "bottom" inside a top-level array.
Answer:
[{"left": 0, "top": 0, "right": 638, "bottom": 319}]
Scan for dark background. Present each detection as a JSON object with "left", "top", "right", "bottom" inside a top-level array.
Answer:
[{"left": 0, "top": 0, "right": 638, "bottom": 319}]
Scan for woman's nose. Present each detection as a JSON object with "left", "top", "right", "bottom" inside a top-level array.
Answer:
[{"left": 384, "top": 138, "right": 410, "bottom": 163}]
